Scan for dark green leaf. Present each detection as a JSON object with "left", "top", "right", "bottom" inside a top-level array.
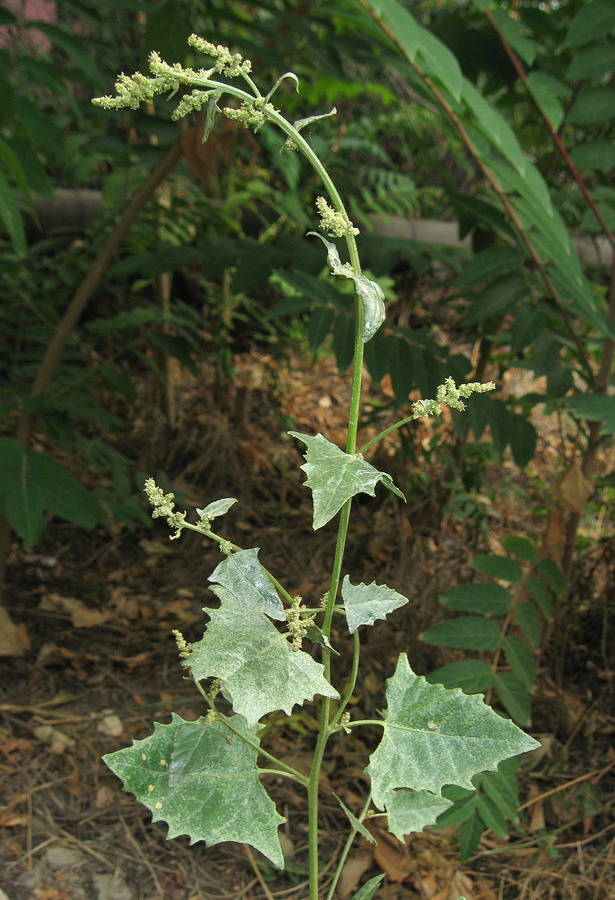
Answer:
[
  {"left": 471, "top": 555, "right": 523, "bottom": 584},
  {"left": 457, "top": 247, "right": 522, "bottom": 288},
  {"left": 0, "top": 169, "right": 27, "bottom": 256},
  {"left": 536, "top": 559, "right": 565, "bottom": 597},
  {"left": 491, "top": 8, "right": 536, "bottom": 66},
  {"left": 567, "top": 87, "right": 615, "bottom": 125},
  {"left": 308, "top": 306, "right": 335, "bottom": 354},
  {"left": 458, "top": 808, "right": 486, "bottom": 861},
  {"left": 504, "top": 636, "right": 537, "bottom": 691},
  {"left": 515, "top": 602, "right": 542, "bottom": 650},
  {"left": 563, "top": 1, "right": 615, "bottom": 48},
  {"left": 566, "top": 43, "right": 615, "bottom": 80},
  {"left": 421, "top": 616, "right": 503, "bottom": 650},
  {"left": 500, "top": 535, "right": 537, "bottom": 562},
  {"left": 0, "top": 438, "right": 105, "bottom": 547},
  {"left": 479, "top": 756, "right": 520, "bottom": 821},
  {"left": 427, "top": 659, "right": 495, "bottom": 694},
  {"left": 495, "top": 672, "right": 531, "bottom": 725},
  {"left": 333, "top": 312, "right": 355, "bottom": 373},
  {"left": 439, "top": 583, "right": 512, "bottom": 615},
  {"left": 564, "top": 394, "right": 615, "bottom": 435},
  {"left": 526, "top": 577, "right": 553, "bottom": 619},
  {"left": 569, "top": 141, "right": 615, "bottom": 174},
  {"left": 526, "top": 72, "right": 571, "bottom": 131},
  {"left": 476, "top": 792, "right": 508, "bottom": 839}
]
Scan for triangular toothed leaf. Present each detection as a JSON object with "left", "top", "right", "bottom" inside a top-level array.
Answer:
[
  {"left": 208, "top": 547, "right": 285, "bottom": 621},
  {"left": 366, "top": 654, "right": 540, "bottom": 809},
  {"left": 342, "top": 575, "right": 409, "bottom": 633},
  {"left": 289, "top": 432, "right": 405, "bottom": 529},
  {"left": 384, "top": 788, "right": 453, "bottom": 841},
  {"left": 103, "top": 713, "right": 285, "bottom": 868},
  {"left": 188, "top": 585, "right": 338, "bottom": 726}
]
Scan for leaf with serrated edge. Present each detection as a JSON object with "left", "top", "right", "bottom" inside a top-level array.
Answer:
[
  {"left": 103, "top": 713, "right": 285, "bottom": 867},
  {"left": 188, "top": 585, "right": 338, "bottom": 726},
  {"left": 209, "top": 548, "right": 284, "bottom": 621},
  {"left": 289, "top": 432, "right": 405, "bottom": 529},
  {"left": 342, "top": 575, "right": 409, "bottom": 633},
  {"left": 366, "top": 654, "right": 539, "bottom": 809},
  {"left": 384, "top": 789, "right": 453, "bottom": 841}
]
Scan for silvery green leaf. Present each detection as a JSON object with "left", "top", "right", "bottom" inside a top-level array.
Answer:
[
  {"left": 383, "top": 789, "right": 453, "bottom": 841},
  {"left": 188, "top": 585, "right": 339, "bottom": 726},
  {"left": 342, "top": 576, "right": 409, "bottom": 633},
  {"left": 293, "top": 107, "right": 337, "bottom": 132},
  {"left": 366, "top": 654, "right": 540, "bottom": 810},
  {"left": 307, "top": 231, "right": 349, "bottom": 277},
  {"left": 103, "top": 713, "right": 285, "bottom": 867},
  {"left": 208, "top": 547, "right": 285, "bottom": 621},
  {"left": 307, "top": 233, "right": 386, "bottom": 342},
  {"left": 196, "top": 497, "right": 237, "bottom": 521},
  {"left": 354, "top": 274, "right": 386, "bottom": 343},
  {"left": 289, "top": 432, "right": 405, "bottom": 530}
]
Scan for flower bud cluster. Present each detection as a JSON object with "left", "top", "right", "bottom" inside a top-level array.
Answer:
[
  {"left": 143, "top": 478, "right": 186, "bottom": 539},
  {"left": 188, "top": 35, "right": 252, "bottom": 77},
  {"left": 316, "top": 196, "right": 359, "bottom": 238},
  {"left": 411, "top": 377, "right": 495, "bottom": 419},
  {"left": 172, "top": 629, "right": 192, "bottom": 660},
  {"left": 224, "top": 100, "right": 268, "bottom": 129},
  {"left": 286, "top": 596, "right": 315, "bottom": 652}
]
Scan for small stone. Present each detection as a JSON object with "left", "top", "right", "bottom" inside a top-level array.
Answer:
[
  {"left": 44, "top": 846, "right": 84, "bottom": 870},
  {"left": 92, "top": 872, "right": 133, "bottom": 900}
]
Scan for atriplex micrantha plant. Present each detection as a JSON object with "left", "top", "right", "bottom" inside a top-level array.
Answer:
[{"left": 93, "top": 39, "right": 539, "bottom": 899}]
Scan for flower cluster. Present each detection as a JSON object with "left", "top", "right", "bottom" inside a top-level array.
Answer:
[
  {"left": 188, "top": 35, "right": 251, "bottom": 77},
  {"left": 411, "top": 377, "right": 496, "bottom": 419},
  {"left": 224, "top": 100, "right": 268, "bottom": 129},
  {"left": 315, "top": 196, "right": 359, "bottom": 238},
  {"left": 143, "top": 478, "right": 186, "bottom": 538},
  {"left": 286, "top": 596, "right": 315, "bottom": 652}
]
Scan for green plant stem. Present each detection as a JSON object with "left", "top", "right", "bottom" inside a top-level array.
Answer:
[
  {"left": 357, "top": 411, "right": 418, "bottom": 455},
  {"left": 328, "top": 630, "right": 360, "bottom": 734},
  {"left": 325, "top": 791, "right": 373, "bottom": 900}
]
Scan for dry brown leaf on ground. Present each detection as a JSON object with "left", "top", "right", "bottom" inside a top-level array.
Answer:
[
  {"left": 338, "top": 852, "right": 375, "bottom": 899},
  {"left": 369, "top": 826, "right": 415, "bottom": 883},
  {"left": 0, "top": 605, "right": 28, "bottom": 656}
]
